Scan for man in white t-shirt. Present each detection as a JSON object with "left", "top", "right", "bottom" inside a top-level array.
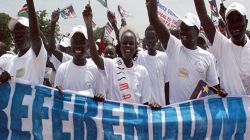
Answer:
[
  {"left": 194, "top": 1, "right": 250, "bottom": 95},
  {"left": 137, "top": 25, "right": 169, "bottom": 106},
  {"left": 0, "top": 0, "right": 47, "bottom": 85},
  {"left": 146, "top": 0, "right": 220, "bottom": 103},
  {"left": 54, "top": 25, "right": 104, "bottom": 99}
]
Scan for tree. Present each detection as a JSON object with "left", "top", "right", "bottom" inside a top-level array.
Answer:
[
  {"left": 0, "top": 13, "right": 11, "bottom": 51},
  {"left": 93, "top": 27, "right": 104, "bottom": 41},
  {"left": 0, "top": 10, "right": 61, "bottom": 52},
  {"left": 36, "top": 10, "right": 60, "bottom": 41}
]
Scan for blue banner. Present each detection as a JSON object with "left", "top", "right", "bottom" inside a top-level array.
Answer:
[{"left": 0, "top": 81, "right": 250, "bottom": 139}]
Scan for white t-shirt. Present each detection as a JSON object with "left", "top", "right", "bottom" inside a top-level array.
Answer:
[
  {"left": 5, "top": 43, "right": 47, "bottom": 85},
  {"left": 136, "top": 50, "right": 168, "bottom": 106},
  {"left": 0, "top": 54, "right": 14, "bottom": 70},
  {"left": 50, "top": 52, "right": 72, "bottom": 70},
  {"left": 166, "top": 35, "right": 219, "bottom": 103},
  {"left": 211, "top": 31, "right": 250, "bottom": 95},
  {"left": 104, "top": 58, "right": 152, "bottom": 104},
  {"left": 54, "top": 59, "right": 104, "bottom": 94}
]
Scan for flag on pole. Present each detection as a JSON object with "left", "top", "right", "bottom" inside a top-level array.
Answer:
[
  {"left": 104, "top": 22, "right": 114, "bottom": 45},
  {"left": 209, "top": 0, "right": 219, "bottom": 17},
  {"left": 208, "top": 0, "right": 220, "bottom": 27},
  {"left": 97, "top": 0, "right": 107, "bottom": 8},
  {"left": 118, "top": 5, "right": 133, "bottom": 18},
  {"left": 104, "top": 22, "right": 113, "bottom": 35},
  {"left": 190, "top": 80, "right": 215, "bottom": 99},
  {"left": 60, "top": 5, "right": 77, "bottom": 19},
  {"left": 18, "top": 4, "right": 28, "bottom": 18}
]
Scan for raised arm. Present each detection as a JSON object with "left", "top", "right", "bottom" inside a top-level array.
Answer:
[
  {"left": 194, "top": 0, "right": 216, "bottom": 44},
  {"left": 107, "top": 11, "right": 119, "bottom": 44},
  {"left": 40, "top": 31, "right": 51, "bottom": 56},
  {"left": 26, "top": 0, "right": 42, "bottom": 56},
  {"left": 83, "top": 4, "right": 104, "bottom": 70},
  {"left": 146, "top": 0, "right": 170, "bottom": 48},
  {"left": 48, "top": 9, "right": 64, "bottom": 62}
]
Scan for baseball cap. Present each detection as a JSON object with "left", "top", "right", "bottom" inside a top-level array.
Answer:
[
  {"left": 198, "top": 32, "right": 208, "bottom": 44},
  {"left": 59, "top": 37, "right": 71, "bottom": 48},
  {"left": 8, "top": 17, "right": 29, "bottom": 31},
  {"left": 70, "top": 25, "right": 88, "bottom": 39},
  {"left": 181, "top": 13, "right": 201, "bottom": 30},
  {"left": 225, "top": 2, "right": 246, "bottom": 19}
]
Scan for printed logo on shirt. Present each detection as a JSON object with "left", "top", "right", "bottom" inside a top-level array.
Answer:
[
  {"left": 16, "top": 68, "right": 25, "bottom": 78},
  {"left": 178, "top": 68, "right": 189, "bottom": 78},
  {"left": 83, "top": 82, "right": 92, "bottom": 90}
]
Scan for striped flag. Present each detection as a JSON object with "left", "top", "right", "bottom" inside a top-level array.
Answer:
[
  {"left": 60, "top": 5, "right": 77, "bottom": 19},
  {"left": 104, "top": 22, "right": 113, "bottom": 35},
  {"left": 18, "top": 4, "right": 28, "bottom": 18},
  {"left": 104, "top": 22, "right": 114, "bottom": 45}
]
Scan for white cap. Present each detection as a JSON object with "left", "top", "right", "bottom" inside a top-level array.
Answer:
[
  {"left": 59, "top": 37, "right": 71, "bottom": 48},
  {"left": 96, "top": 38, "right": 101, "bottom": 43},
  {"left": 198, "top": 32, "right": 208, "bottom": 44},
  {"left": 8, "top": 17, "right": 29, "bottom": 31},
  {"left": 181, "top": 13, "right": 200, "bottom": 30},
  {"left": 225, "top": 2, "right": 246, "bottom": 19},
  {"left": 70, "top": 25, "right": 88, "bottom": 39}
]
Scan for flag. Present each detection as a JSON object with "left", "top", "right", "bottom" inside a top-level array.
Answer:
[
  {"left": 209, "top": 0, "right": 219, "bottom": 17},
  {"left": 208, "top": 0, "right": 220, "bottom": 28},
  {"left": 104, "top": 22, "right": 114, "bottom": 45},
  {"left": 118, "top": 5, "right": 133, "bottom": 18},
  {"left": 60, "top": 5, "right": 77, "bottom": 19},
  {"left": 18, "top": 4, "right": 28, "bottom": 18},
  {"left": 190, "top": 80, "right": 215, "bottom": 99},
  {"left": 104, "top": 22, "right": 113, "bottom": 35},
  {"left": 97, "top": 0, "right": 107, "bottom": 8}
]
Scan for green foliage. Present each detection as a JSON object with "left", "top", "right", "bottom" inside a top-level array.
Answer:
[
  {"left": 36, "top": 10, "right": 60, "bottom": 41},
  {"left": 0, "top": 13, "right": 11, "bottom": 51},
  {"left": 93, "top": 27, "right": 104, "bottom": 41},
  {"left": 0, "top": 10, "right": 61, "bottom": 52}
]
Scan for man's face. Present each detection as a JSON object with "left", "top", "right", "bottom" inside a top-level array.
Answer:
[
  {"left": 226, "top": 11, "right": 248, "bottom": 43},
  {"left": 11, "top": 23, "right": 30, "bottom": 51},
  {"left": 179, "top": 22, "right": 198, "bottom": 48},
  {"left": 71, "top": 33, "right": 87, "bottom": 59},
  {"left": 145, "top": 30, "right": 157, "bottom": 50},
  {"left": 104, "top": 45, "right": 116, "bottom": 59}
]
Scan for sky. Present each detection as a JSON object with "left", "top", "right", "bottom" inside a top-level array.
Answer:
[{"left": 0, "top": 0, "right": 249, "bottom": 39}]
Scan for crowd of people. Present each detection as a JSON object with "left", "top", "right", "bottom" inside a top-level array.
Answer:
[{"left": 0, "top": 0, "right": 250, "bottom": 109}]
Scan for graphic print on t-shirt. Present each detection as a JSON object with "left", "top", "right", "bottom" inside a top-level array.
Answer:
[
  {"left": 178, "top": 68, "right": 189, "bottom": 78},
  {"left": 16, "top": 68, "right": 25, "bottom": 78}
]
